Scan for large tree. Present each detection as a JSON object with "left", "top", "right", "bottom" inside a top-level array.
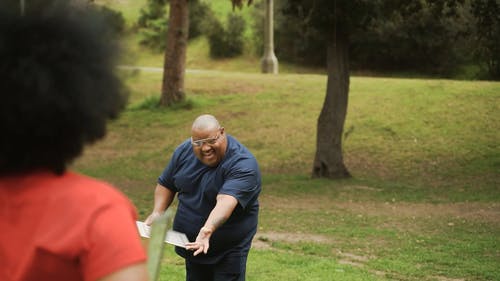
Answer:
[
  {"left": 160, "top": 0, "right": 252, "bottom": 106},
  {"left": 160, "top": 0, "right": 188, "bottom": 106},
  {"left": 282, "top": 0, "right": 469, "bottom": 179},
  {"left": 282, "top": 0, "right": 375, "bottom": 179}
]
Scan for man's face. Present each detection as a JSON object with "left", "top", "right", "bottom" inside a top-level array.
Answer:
[{"left": 191, "top": 127, "right": 227, "bottom": 167}]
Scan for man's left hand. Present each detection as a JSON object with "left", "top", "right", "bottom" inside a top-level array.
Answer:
[{"left": 185, "top": 226, "right": 213, "bottom": 256}]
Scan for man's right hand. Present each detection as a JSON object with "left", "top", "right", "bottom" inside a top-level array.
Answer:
[
  {"left": 144, "top": 211, "right": 163, "bottom": 226},
  {"left": 145, "top": 184, "right": 175, "bottom": 226}
]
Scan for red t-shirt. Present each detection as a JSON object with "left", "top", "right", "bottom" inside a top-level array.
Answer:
[{"left": 0, "top": 171, "right": 147, "bottom": 281}]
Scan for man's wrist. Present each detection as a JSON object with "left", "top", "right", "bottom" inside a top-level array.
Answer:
[{"left": 201, "top": 226, "right": 214, "bottom": 235}]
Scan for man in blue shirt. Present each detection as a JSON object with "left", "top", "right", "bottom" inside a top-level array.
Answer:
[{"left": 145, "top": 114, "right": 261, "bottom": 281}]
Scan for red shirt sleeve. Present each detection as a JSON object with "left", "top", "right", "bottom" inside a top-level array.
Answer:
[{"left": 80, "top": 192, "right": 147, "bottom": 281}]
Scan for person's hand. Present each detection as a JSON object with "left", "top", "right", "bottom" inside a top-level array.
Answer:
[
  {"left": 185, "top": 226, "right": 213, "bottom": 256},
  {"left": 144, "top": 211, "right": 163, "bottom": 226}
]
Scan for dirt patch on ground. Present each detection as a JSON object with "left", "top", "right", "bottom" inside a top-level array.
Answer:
[
  {"left": 261, "top": 193, "right": 500, "bottom": 225},
  {"left": 189, "top": 81, "right": 264, "bottom": 96},
  {"left": 252, "top": 231, "right": 373, "bottom": 266},
  {"left": 252, "top": 231, "right": 332, "bottom": 250},
  {"left": 335, "top": 201, "right": 500, "bottom": 224},
  {"left": 251, "top": 231, "right": 467, "bottom": 281},
  {"left": 432, "top": 277, "right": 465, "bottom": 281},
  {"left": 252, "top": 231, "right": 390, "bottom": 279},
  {"left": 255, "top": 193, "right": 498, "bottom": 280}
]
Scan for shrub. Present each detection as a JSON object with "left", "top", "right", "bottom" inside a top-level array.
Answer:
[
  {"left": 137, "top": 0, "right": 168, "bottom": 28},
  {"left": 139, "top": 17, "right": 168, "bottom": 51},
  {"left": 206, "top": 13, "right": 246, "bottom": 58},
  {"left": 92, "top": 5, "right": 125, "bottom": 37},
  {"left": 189, "top": 0, "right": 210, "bottom": 39},
  {"left": 137, "top": 0, "right": 210, "bottom": 51}
]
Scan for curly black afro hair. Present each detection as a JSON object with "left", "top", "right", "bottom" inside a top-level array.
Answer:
[{"left": 0, "top": 2, "right": 128, "bottom": 175}]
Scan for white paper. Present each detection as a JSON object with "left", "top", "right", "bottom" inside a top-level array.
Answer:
[
  {"left": 136, "top": 221, "right": 152, "bottom": 238},
  {"left": 136, "top": 221, "right": 189, "bottom": 248},
  {"left": 165, "top": 230, "right": 190, "bottom": 248}
]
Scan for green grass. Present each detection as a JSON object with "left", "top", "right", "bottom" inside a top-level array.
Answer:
[
  {"left": 155, "top": 245, "right": 387, "bottom": 281},
  {"left": 74, "top": 70, "right": 500, "bottom": 281},
  {"left": 75, "top": 2, "right": 500, "bottom": 280}
]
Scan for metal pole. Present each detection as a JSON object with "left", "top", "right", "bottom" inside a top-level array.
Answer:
[
  {"left": 20, "top": 0, "right": 25, "bottom": 15},
  {"left": 261, "top": 0, "right": 279, "bottom": 74}
]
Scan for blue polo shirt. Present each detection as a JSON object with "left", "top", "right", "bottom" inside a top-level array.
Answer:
[{"left": 158, "top": 135, "right": 261, "bottom": 264}]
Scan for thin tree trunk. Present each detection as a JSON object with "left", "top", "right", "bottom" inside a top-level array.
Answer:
[
  {"left": 312, "top": 30, "right": 351, "bottom": 179},
  {"left": 160, "top": 0, "right": 189, "bottom": 106}
]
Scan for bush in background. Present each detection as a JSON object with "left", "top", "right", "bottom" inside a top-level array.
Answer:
[
  {"left": 250, "top": 0, "right": 498, "bottom": 80},
  {"left": 93, "top": 4, "right": 125, "bottom": 38},
  {"left": 136, "top": 0, "right": 208, "bottom": 51},
  {"left": 205, "top": 13, "right": 246, "bottom": 58},
  {"left": 189, "top": 0, "right": 211, "bottom": 39},
  {"left": 349, "top": 0, "right": 473, "bottom": 77},
  {"left": 471, "top": 0, "right": 500, "bottom": 80},
  {"left": 136, "top": 0, "right": 168, "bottom": 50}
]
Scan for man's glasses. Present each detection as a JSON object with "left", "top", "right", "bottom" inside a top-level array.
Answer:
[{"left": 191, "top": 133, "right": 221, "bottom": 147}]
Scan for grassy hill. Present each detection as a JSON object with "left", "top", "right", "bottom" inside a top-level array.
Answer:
[
  {"left": 80, "top": 1, "right": 500, "bottom": 280},
  {"left": 74, "top": 70, "right": 499, "bottom": 281},
  {"left": 98, "top": 0, "right": 324, "bottom": 73}
]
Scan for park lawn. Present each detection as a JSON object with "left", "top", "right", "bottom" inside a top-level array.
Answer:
[
  {"left": 82, "top": 1, "right": 499, "bottom": 280},
  {"left": 74, "top": 69, "right": 500, "bottom": 281}
]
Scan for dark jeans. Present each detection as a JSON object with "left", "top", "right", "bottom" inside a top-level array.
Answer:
[{"left": 185, "top": 254, "right": 247, "bottom": 281}]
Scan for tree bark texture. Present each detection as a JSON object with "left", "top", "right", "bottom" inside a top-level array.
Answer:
[
  {"left": 160, "top": 0, "right": 189, "bottom": 106},
  {"left": 312, "top": 30, "right": 351, "bottom": 179}
]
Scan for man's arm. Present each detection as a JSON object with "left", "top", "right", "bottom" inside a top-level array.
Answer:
[
  {"left": 185, "top": 194, "right": 238, "bottom": 256},
  {"left": 144, "top": 184, "right": 175, "bottom": 225}
]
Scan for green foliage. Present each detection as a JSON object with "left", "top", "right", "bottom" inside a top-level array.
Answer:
[
  {"left": 129, "top": 95, "right": 162, "bottom": 110},
  {"left": 249, "top": 0, "right": 264, "bottom": 55},
  {"left": 135, "top": 0, "right": 250, "bottom": 57},
  {"left": 206, "top": 13, "right": 246, "bottom": 58},
  {"left": 247, "top": 0, "right": 500, "bottom": 79},
  {"left": 95, "top": 0, "right": 146, "bottom": 27},
  {"left": 188, "top": 0, "right": 211, "bottom": 39},
  {"left": 230, "top": 0, "right": 254, "bottom": 11},
  {"left": 471, "top": 0, "right": 500, "bottom": 79},
  {"left": 136, "top": 0, "right": 209, "bottom": 51},
  {"left": 107, "top": 0, "right": 499, "bottom": 80},
  {"left": 136, "top": 0, "right": 168, "bottom": 50},
  {"left": 271, "top": 0, "right": 377, "bottom": 66},
  {"left": 350, "top": 0, "right": 474, "bottom": 76},
  {"left": 140, "top": 17, "right": 168, "bottom": 50},
  {"left": 93, "top": 5, "right": 126, "bottom": 36},
  {"left": 137, "top": 0, "right": 167, "bottom": 28}
]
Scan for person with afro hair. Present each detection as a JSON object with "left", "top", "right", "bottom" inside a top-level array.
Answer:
[{"left": 0, "top": 2, "right": 148, "bottom": 281}]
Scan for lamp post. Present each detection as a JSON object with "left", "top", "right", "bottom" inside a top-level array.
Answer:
[
  {"left": 20, "top": 0, "right": 25, "bottom": 15},
  {"left": 261, "top": 0, "right": 278, "bottom": 74}
]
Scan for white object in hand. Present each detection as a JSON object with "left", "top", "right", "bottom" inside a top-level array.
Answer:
[{"left": 136, "top": 221, "right": 189, "bottom": 248}]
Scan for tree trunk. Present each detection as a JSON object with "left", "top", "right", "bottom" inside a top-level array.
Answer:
[
  {"left": 312, "top": 30, "right": 351, "bottom": 179},
  {"left": 160, "top": 0, "right": 189, "bottom": 106}
]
